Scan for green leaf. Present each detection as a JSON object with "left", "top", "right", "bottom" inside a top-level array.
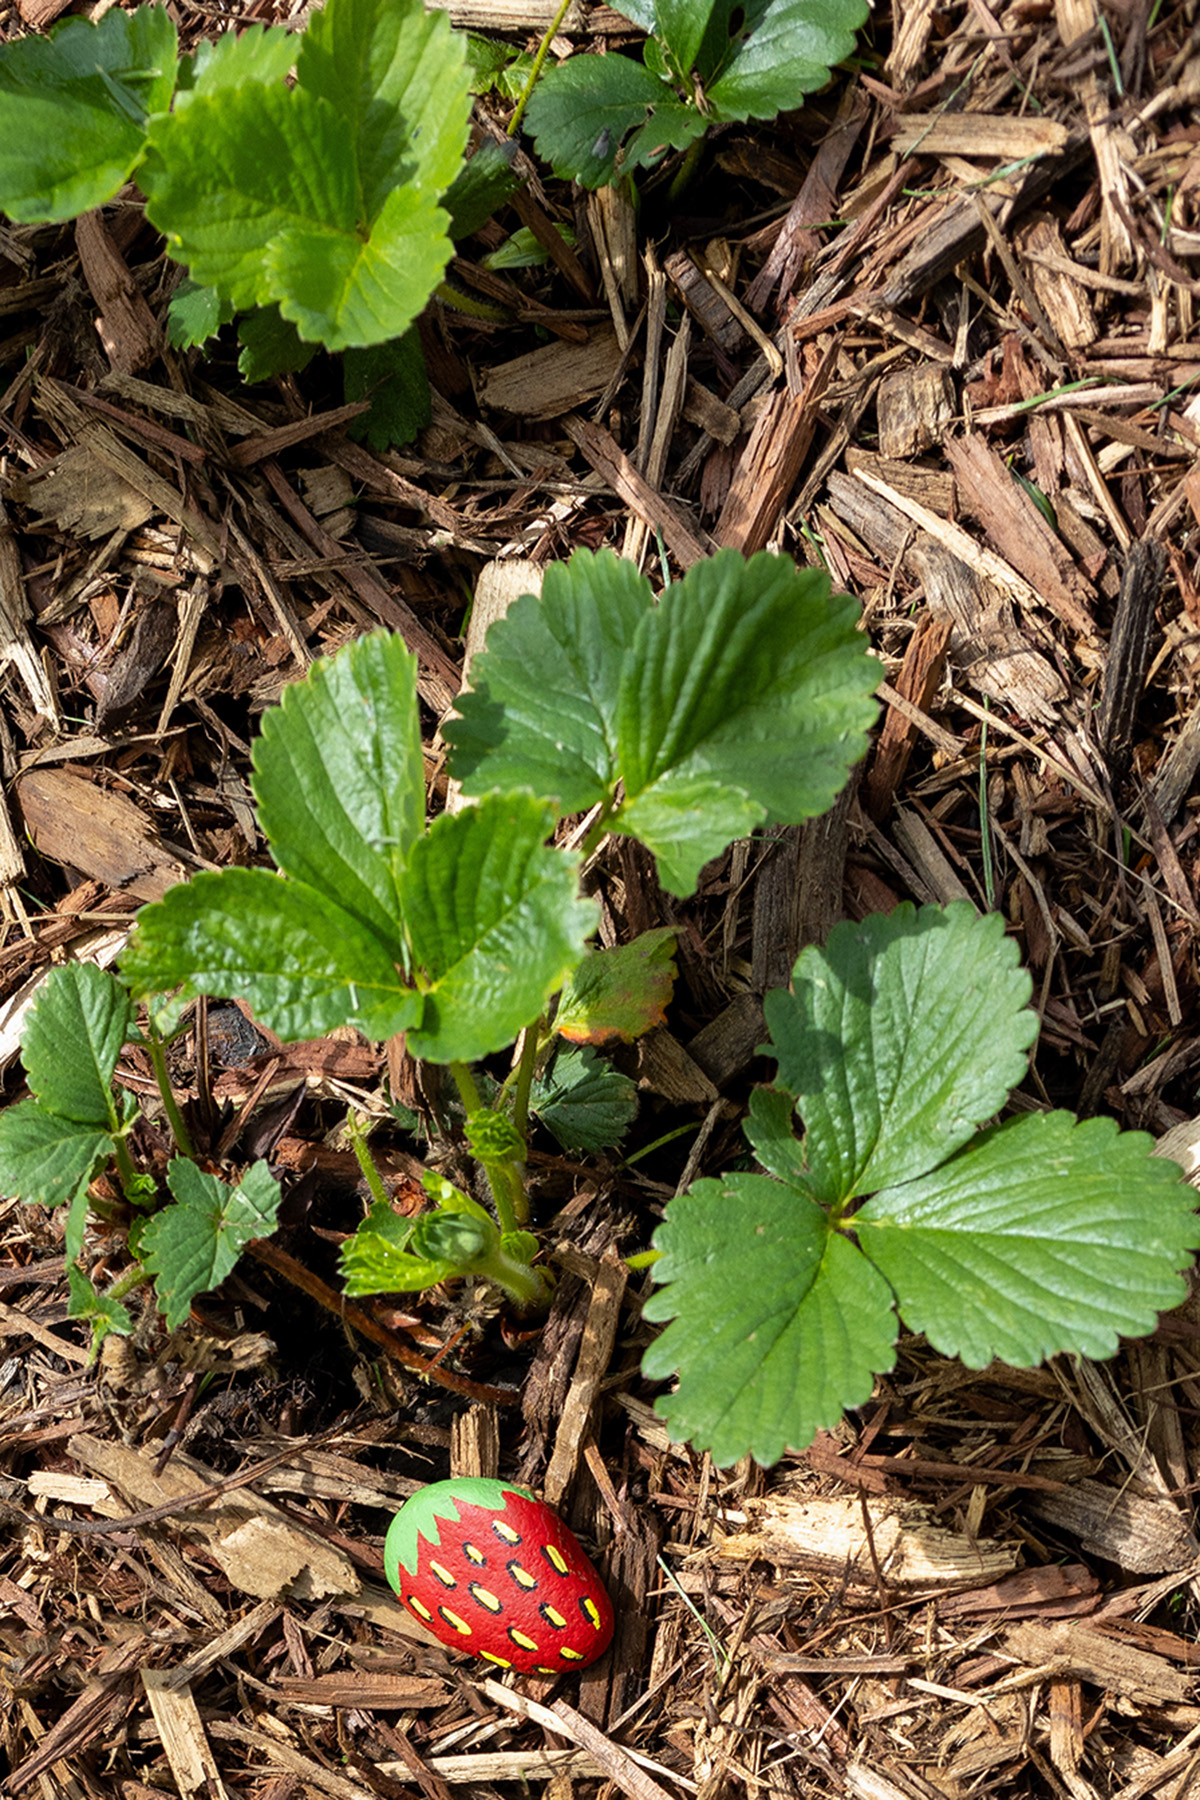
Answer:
[
  {"left": 237, "top": 306, "right": 319, "bottom": 383},
  {"left": 524, "top": 55, "right": 672, "bottom": 187},
  {"left": 0, "top": 5, "right": 177, "bottom": 222},
  {"left": 178, "top": 21, "right": 296, "bottom": 105},
  {"left": 706, "top": 0, "right": 868, "bottom": 118},
  {"left": 449, "top": 547, "right": 876, "bottom": 899},
  {"left": 67, "top": 1266, "right": 133, "bottom": 1345},
  {"left": 401, "top": 794, "right": 597, "bottom": 1063},
  {"left": 856, "top": 1113, "right": 1200, "bottom": 1367},
  {"left": 614, "top": 776, "right": 762, "bottom": 896},
  {"left": 763, "top": 904, "right": 1036, "bottom": 1203},
  {"left": 616, "top": 551, "right": 875, "bottom": 819},
  {"left": 743, "top": 1082, "right": 812, "bottom": 1186},
  {"left": 22, "top": 963, "right": 130, "bottom": 1126},
  {"left": 653, "top": 0, "right": 718, "bottom": 81},
  {"left": 142, "top": 0, "right": 470, "bottom": 353},
  {"left": 410, "top": 1210, "right": 491, "bottom": 1265},
  {"left": 464, "top": 38, "right": 537, "bottom": 103},
  {"left": 643, "top": 1172, "right": 897, "bottom": 1467},
  {"left": 252, "top": 631, "right": 424, "bottom": 949},
  {"left": 167, "top": 278, "right": 235, "bottom": 351},
  {"left": 344, "top": 331, "right": 431, "bottom": 452},
  {"left": 0, "top": 1100, "right": 112, "bottom": 1217},
  {"left": 612, "top": 552, "right": 876, "bottom": 895},
  {"left": 531, "top": 1046, "right": 638, "bottom": 1152},
  {"left": 297, "top": 0, "right": 469, "bottom": 204},
  {"left": 340, "top": 1198, "right": 460, "bottom": 1294},
  {"left": 555, "top": 927, "right": 677, "bottom": 1044},
  {"left": 120, "top": 868, "right": 423, "bottom": 1043},
  {"left": 141, "top": 1158, "right": 283, "bottom": 1331},
  {"left": 444, "top": 134, "right": 522, "bottom": 240},
  {"left": 446, "top": 548, "right": 649, "bottom": 811}
]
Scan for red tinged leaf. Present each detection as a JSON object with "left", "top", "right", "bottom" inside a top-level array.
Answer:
[{"left": 384, "top": 1477, "right": 614, "bottom": 1674}]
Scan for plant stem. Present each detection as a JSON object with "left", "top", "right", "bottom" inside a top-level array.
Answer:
[
  {"left": 511, "top": 1025, "right": 540, "bottom": 1139},
  {"left": 449, "top": 1060, "right": 484, "bottom": 1118},
  {"left": 144, "top": 1025, "right": 194, "bottom": 1158},
  {"left": 667, "top": 135, "right": 705, "bottom": 203},
  {"left": 112, "top": 1134, "right": 142, "bottom": 1202},
  {"left": 346, "top": 1113, "right": 392, "bottom": 1210},
  {"left": 107, "top": 1262, "right": 151, "bottom": 1305},
  {"left": 474, "top": 1239, "right": 553, "bottom": 1310},
  {"left": 449, "top": 1060, "right": 529, "bottom": 1232},
  {"left": 506, "top": 0, "right": 574, "bottom": 135}
]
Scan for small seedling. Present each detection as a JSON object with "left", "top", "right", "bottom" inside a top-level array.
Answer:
[
  {"left": 525, "top": 0, "right": 868, "bottom": 188},
  {"left": 0, "top": 962, "right": 281, "bottom": 1355},
  {"left": 643, "top": 903, "right": 1200, "bottom": 1467}
]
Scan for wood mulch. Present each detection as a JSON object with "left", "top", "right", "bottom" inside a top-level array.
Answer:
[{"left": 2, "top": 0, "right": 1200, "bottom": 1793}]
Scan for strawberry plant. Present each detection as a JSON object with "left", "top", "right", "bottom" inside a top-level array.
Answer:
[
  {"left": 0, "top": 962, "right": 281, "bottom": 1353},
  {"left": 0, "top": 0, "right": 472, "bottom": 421},
  {"left": 525, "top": 0, "right": 869, "bottom": 188},
  {"left": 113, "top": 546, "right": 876, "bottom": 1310},
  {"left": 642, "top": 903, "right": 1200, "bottom": 1468}
]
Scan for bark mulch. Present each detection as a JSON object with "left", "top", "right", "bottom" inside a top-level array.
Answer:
[{"left": 3, "top": 0, "right": 1200, "bottom": 1793}]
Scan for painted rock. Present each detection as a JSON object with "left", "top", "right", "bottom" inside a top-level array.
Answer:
[{"left": 384, "top": 1477, "right": 614, "bottom": 1674}]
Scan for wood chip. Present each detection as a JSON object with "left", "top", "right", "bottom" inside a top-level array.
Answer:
[
  {"left": 67, "top": 1433, "right": 359, "bottom": 1601},
  {"left": 716, "top": 1493, "right": 1021, "bottom": 1585},
  {"left": 17, "top": 767, "right": 186, "bottom": 903},
  {"left": 141, "top": 1672, "right": 232, "bottom": 1800}
]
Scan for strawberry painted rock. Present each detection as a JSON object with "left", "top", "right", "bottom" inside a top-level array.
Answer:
[{"left": 384, "top": 1477, "right": 614, "bottom": 1674}]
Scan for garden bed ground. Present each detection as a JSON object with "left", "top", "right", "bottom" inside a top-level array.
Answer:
[{"left": 2, "top": 0, "right": 1200, "bottom": 1793}]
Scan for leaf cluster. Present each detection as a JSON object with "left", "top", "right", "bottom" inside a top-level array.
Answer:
[
  {"left": 644, "top": 904, "right": 1200, "bottom": 1467},
  {"left": 525, "top": 0, "right": 869, "bottom": 187},
  {"left": 0, "top": 0, "right": 471, "bottom": 374},
  {"left": 0, "top": 964, "right": 282, "bottom": 1350}
]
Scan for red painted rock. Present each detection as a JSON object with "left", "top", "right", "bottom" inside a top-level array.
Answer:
[{"left": 384, "top": 1477, "right": 614, "bottom": 1674}]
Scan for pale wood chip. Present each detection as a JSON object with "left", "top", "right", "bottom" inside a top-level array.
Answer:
[
  {"left": 141, "top": 1671, "right": 232, "bottom": 1800},
  {"left": 68, "top": 1433, "right": 359, "bottom": 1601}
]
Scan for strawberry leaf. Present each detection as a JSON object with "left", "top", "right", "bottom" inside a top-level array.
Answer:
[
  {"left": 21, "top": 963, "right": 130, "bottom": 1127},
  {"left": 121, "top": 867, "right": 423, "bottom": 1043},
  {"left": 0, "top": 5, "right": 177, "bottom": 222},
  {"left": 763, "top": 904, "right": 1036, "bottom": 1203},
  {"left": 531, "top": 1046, "right": 638, "bottom": 1151},
  {"left": 142, "top": 0, "right": 469, "bottom": 351},
  {"left": 447, "top": 547, "right": 877, "bottom": 898},
  {"left": 400, "top": 795, "right": 597, "bottom": 1063},
  {"left": 142, "top": 1159, "right": 283, "bottom": 1331},
  {"left": 643, "top": 1172, "right": 897, "bottom": 1467},
  {"left": 856, "top": 1113, "right": 1200, "bottom": 1366},
  {"left": 555, "top": 928, "right": 677, "bottom": 1044}
]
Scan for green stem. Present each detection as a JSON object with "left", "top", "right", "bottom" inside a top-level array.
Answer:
[
  {"left": 449, "top": 1060, "right": 484, "bottom": 1118},
  {"left": 449, "top": 1061, "right": 529, "bottom": 1232},
  {"left": 107, "top": 1262, "right": 151, "bottom": 1305},
  {"left": 506, "top": 0, "right": 574, "bottom": 136},
  {"left": 512, "top": 1025, "right": 541, "bottom": 1139},
  {"left": 667, "top": 135, "right": 706, "bottom": 204},
  {"left": 490, "top": 1157, "right": 529, "bottom": 1232},
  {"left": 473, "top": 1239, "right": 553, "bottom": 1311},
  {"left": 144, "top": 1025, "right": 194, "bottom": 1159},
  {"left": 346, "top": 1113, "right": 392, "bottom": 1210},
  {"left": 112, "top": 1134, "right": 143, "bottom": 1204}
]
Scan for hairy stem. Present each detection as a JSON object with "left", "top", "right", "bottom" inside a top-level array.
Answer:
[
  {"left": 506, "top": 0, "right": 575, "bottom": 135},
  {"left": 346, "top": 1113, "right": 392, "bottom": 1210},
  {"left": 143, "top": 1026, "right": 194, "bottom": 1159}
]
